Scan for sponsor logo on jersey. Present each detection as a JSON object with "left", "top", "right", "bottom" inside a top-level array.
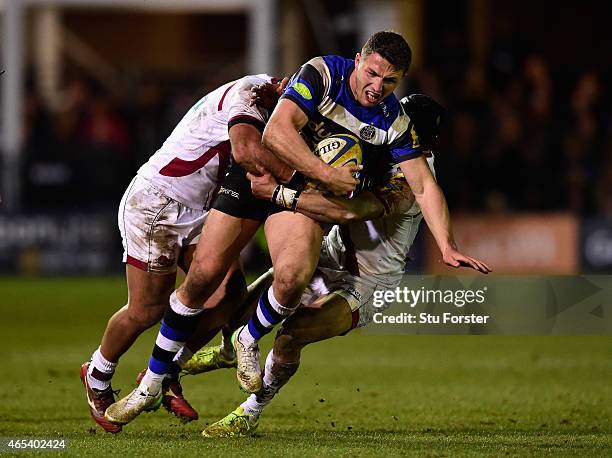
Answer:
[
  {"left": 359, "top": 124, "right": 376, "bottom": 141},
  {"left": 293, "top": 82, "right": 313, "bottom": 100}
]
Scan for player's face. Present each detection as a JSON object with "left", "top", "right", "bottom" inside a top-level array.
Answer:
[{"left": 351, "top": 52, "right": 404, "bottom": 107}]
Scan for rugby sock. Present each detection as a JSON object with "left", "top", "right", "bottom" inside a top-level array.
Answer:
[
  {"left": 172, "top": 346, "right": 193, "bottom": 369},
  {"left": 241, "top": 350, "right": 299, "bottom": 417},
  {"left": 239, "top": 287, "right": 293, "bottom": 346},
  {"left": 140, "top": 291, "right": 202, "bottom": 393},
  {"left": 87, "top": 347, "right": 117, "bottom": 391}
]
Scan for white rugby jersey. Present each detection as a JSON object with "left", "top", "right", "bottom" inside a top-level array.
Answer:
[
  {"left": 137, "top": 74, "right": 276, "bottom": 210},
  {"left": 329, "top": 155, "right": 435, "bottom": 279}
]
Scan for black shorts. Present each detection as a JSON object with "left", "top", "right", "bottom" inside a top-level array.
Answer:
[{"left": 213, "top": 163, "right": 275, "bottom": 221}]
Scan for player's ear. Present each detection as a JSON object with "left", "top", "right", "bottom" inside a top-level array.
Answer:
[{"left": 355, "top": 53, "right": 361, "bottom": 67}]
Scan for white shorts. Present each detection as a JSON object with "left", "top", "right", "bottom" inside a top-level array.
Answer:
[
  {"left": 118, "top": 175, "right": 208, "bottom": 274},
  {"left": 301, "top": 268, "right": 400, "bottom": 330}
]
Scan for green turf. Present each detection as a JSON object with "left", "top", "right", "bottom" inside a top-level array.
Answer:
[{"left": 1, "top": 277, "right": 611, "bottom": 456}]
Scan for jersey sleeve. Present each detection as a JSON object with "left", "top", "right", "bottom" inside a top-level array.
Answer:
[
  {"left": 280, "top": 57, "right": 330, "bottom": 118},
  {"left": 387, "top": 108, "right": 423, "bottom": 164},
  {"left": 226, "top": 78, "right": 268, "bottom": 133}
]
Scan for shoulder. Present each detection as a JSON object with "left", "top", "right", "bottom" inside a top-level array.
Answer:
[
  {"left": 319, "top": 55, "right": 353, "bottom": 72},
  {"left": 385, "top": 95, "right": 412, "bottom": 142},
  {"left": 303, "top": 56, "right": 353, "bottom": 80}
]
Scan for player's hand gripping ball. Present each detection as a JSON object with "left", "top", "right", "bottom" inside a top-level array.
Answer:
[{"left": 307, "top": 133, "right": 363, "bottom": 192}]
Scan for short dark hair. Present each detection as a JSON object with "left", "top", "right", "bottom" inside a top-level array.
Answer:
[{"left": 361, "top": 31, "right": 412, "bottom": 74}]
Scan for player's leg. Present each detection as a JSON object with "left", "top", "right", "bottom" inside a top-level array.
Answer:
[
  {"left": 129, "top": 257, "right": 248, "bottom": 422},
  {"left": 155, "top": 258, "right": 246, "bottom": 421},
  {"left": 234, "top": 212, "right": 323, "bottom": 392},
  {"left": 105, "top": 210, "right": 260, "bottom": 425},
  {"left": 97, "top": 267, "right": 176, "bottom": 369},
  {"left": 154, "top": 267, "right": 273, "bottom": 421},
  {"left": 138, "top": 211, "right": 261, "bottom": 387},
  {"left": 136, "top": 161, "right": 270, "bottom": 390},
  {"left": 203, "top": 292, "right": 353, "bottom": 437},
  {"left": 82, "top": 176, "right": 197, "bottom": 433},
  {"left": 82, "top": 266, "right": 177, "bottom": 433},
  {"left": 181, "top": 268, "right": 274, "bottom": 376},
  {"left": 243, "top": 293, "right": 353, "bottom": 412}
]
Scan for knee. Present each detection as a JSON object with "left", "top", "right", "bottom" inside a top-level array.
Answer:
[
  {"left": 273, "top": 263, "right": 314, "bottom": 299},
  {"left": 180, "top": 266, "right": 223, "bottom": 305},
  {"left": 124, "top": 303, "right": 164, "bottom": 331}
]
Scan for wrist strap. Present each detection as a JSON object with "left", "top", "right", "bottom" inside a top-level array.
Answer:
[
  {"left": 271, "top": 185, "right": 281, "bottom": 204},
  {"left": 273, "top": 185, "right": 300, "bottom": 211},
  {"left": 290, "top": 189, "right": 302, "bottom": 211}
]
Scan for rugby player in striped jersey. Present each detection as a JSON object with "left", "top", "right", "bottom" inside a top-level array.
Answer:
[{"left": 200, "top": 94, "right": 490, "bottom": 437}]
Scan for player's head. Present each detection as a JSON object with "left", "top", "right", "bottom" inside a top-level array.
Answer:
[
  {"left": 361, "top": 31, "right": 412, "bottom": 75},
  {"left": 400, "top": 94, "right": 445, "bottom": 150},
  {"left": 352, "top": 31, "right": 412, "bottom": 108}
]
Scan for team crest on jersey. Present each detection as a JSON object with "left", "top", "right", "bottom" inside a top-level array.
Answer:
[{"left": 359, "top": 124, "right": 376, "bottom": 141}]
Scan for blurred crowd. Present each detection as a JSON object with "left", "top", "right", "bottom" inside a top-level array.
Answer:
[
  {"left": 409, "top": 37, "right": 611, "bottom": 216},
  {"left": 21, "top": 74, "right": 191, "bottom": 210},
  {"left": 20, "top": 44, "right": 611, "bottom": 217}
]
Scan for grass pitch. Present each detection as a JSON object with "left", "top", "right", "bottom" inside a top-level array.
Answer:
[{"left": 1, "top": 277, "right": 611, "bottom": 456}]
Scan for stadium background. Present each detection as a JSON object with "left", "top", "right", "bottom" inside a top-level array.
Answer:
[{"left": 1, "top": 0, "right": 610, "bottom": 455}]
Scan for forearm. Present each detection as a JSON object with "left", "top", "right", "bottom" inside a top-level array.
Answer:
[
  {"left": 254, "top": 147, "right": 294, "bottom": 183},
  {"left": 263, "top": 122, "right": 330, "bottom": 183},
  {"left": 264, "top": 183, "right": 384, "bottom": 224},
  {"left": 230, "top": 124, "right": 293, "bottom": 181},
  {"left": 415, "top": 181, "right": 456, "bottom": 253},
  {"left": 296, "top": 191, "right": 384, "bottom": 224}
]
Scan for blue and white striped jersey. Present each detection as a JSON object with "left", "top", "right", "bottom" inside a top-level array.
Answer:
[{"left": 281, "top": 55, "right": 422, "bottom": 165}]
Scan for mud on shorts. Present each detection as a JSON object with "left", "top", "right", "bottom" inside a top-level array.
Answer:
[{"left": 118, "top": 175, "right": 208, "bottom": 274}]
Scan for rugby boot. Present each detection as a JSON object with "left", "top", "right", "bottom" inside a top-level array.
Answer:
[
  {"left": 80, "top": 362, "right": 122, "bottom": 433},
  {"left": 181, "top": 346, "right": 237, "bottom": 376},
  {"left": 135, "top": 369, "right": 198, "bottom": 422},
  {"left": 233, "top": 328, "right": 262, "bottom": 393},
  {"left": 104, "top": 383, "right": 162, "bottom": 426},
  {"left": 202, "top": 406, "right": 259, "bottom": 438}
]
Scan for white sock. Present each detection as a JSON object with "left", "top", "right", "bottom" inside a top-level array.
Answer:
[
  {"left": 87, "top": 347, "right": 117, "bottom": 391},
  {"left": 240, "top": 350, "right": 299, "bottom": 416},
  {"left": 139, "top": 369, "right": 164, "bottom": 395},
  {"left": 170, "top": 291, "right": 202, "bottom": 316}
]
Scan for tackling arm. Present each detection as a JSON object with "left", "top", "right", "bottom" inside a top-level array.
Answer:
[
  {"left": 247, "top": 170, "right": 388, "bottom": 224},
  {"left": 228, "top": 123, "right": 294, "bottom": 182},
  {"left": 296, "top": 191, "right": 384, "bottom": 223}
]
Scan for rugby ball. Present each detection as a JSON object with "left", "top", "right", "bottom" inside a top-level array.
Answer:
[{"left": 307, "top": 133, "right": 363, "bottom": 190}]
